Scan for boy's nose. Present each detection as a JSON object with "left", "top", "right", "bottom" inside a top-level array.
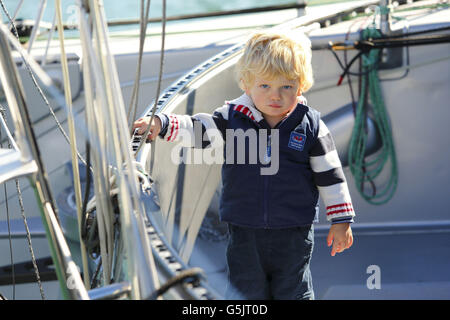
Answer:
[{"left": 270, "top": 89, "right": 281, "bottom": 100}]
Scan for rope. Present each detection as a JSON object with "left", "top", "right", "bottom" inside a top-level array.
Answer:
[
  {"left": 127, "top": 0, "right": 151, "bottom": 129},
  {"left": 55, "top": 0, "right": 90, "bottom": 289},
  {"left": 135, "top": 0, "right": 166, "bottom": 156},
  {"left": 148, "top": 267, "right": 205, "bottom": 299},
  {"left": 84, "top": 0, "right": 160, "bottom": 297},
  {"left": 348, "top": 26, "right": 398, "bottom": 205}
]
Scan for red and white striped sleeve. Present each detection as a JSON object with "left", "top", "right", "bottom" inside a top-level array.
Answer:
[
  {"left": 158, "top": 104, "right": 230, "bottom": 148},
  {"left": 309, "top": 119, "right": 355, "bottom": 223}
]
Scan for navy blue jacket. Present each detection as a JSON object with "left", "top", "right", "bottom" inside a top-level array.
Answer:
[
  {"left": 219, "top": 102, "right": 320, "bottom": 228},
  {"left": 157, "top": 94, "right": 355, "bottom": 228}
]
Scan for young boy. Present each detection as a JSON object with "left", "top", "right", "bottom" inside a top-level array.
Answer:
[{"left": 133, "top": 31, "right": 355, "bottom": 300}]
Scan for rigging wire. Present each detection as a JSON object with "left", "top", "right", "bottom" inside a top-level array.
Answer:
[
  {"left": 81, "top": 141, "right": 91, "bottom": 241},
  {"left": 0, "top": 0, "right": 167, "bottom": 299},
  {"left": 9, "top": 0, "right": 24, "bottom": 27},
  {"left": 80, "top": 0, "right": 160, "bottom": 297},
  {"left": 0, "top": 0, "right": 88, "bottom": 168},
  {"left": 41, "top": 12, "right": 57, "bottom": 67},
  {"left": 1, "top": 0, "right": 89, "bottom": 299},
  {"left": 55, "top": 0, "right": 90, "bottom": 290},
  {"left": 127, "top": 0, "right": 151, "bottom": 129},
  {"left": 0, "top": 106, "right": 15, "bottom": 300},
  {"left": 26, "top": 0, "right": 47, "bottom": 54},
  {"left": 90, "top": 256, "right": 102, "bottom": 289},
  {"left": 0, "top": 0, "right": 18, "bottom": 38},
  {"left": 79, "top": 0, "right": 114, "bottom": 285},
  {"left": 15, "top": 178, "right": 46, "bottom": 299},
  {"left": 0, "top": 106, "right": 45, "bottom": 299},
  {"left": 134, "top": 0, "right": 166, "bottom": 157},
  {"left": 78, "top": 0, "right": 140, "bottom": 290}
]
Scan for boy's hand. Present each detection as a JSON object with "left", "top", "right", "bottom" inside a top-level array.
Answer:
[
  {"left": 132, "top": 116, "right": 162, "bottom": 142},
  {"left": 327, "top": 223, "right": 353, "bottom": 257}
]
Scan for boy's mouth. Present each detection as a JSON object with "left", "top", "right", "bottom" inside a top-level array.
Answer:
[{"left": 269, "top": 104, "right": 282, "bottom": 108}]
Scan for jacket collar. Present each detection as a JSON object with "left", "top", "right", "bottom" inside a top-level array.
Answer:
[
  {"left": 227, "top": 93, "right": 309, "bottom": 126},
  {"left": 227, "top": 94, "right": 264, "bottom": 122}
]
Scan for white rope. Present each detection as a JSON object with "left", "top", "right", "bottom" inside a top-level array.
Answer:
[
  {"left": 91, "top": 0, "right": 126, "bottom": 284},
  {"left": 55, "top": 0, "right": 90, "bottom": 290},
  {"left": 78, "top": 0, "right": 159, "bottom": 298},
  {"left": 78, "top": 1, "right": 113, "bottom": 285},
  {"left": 92, "top": 0, "right": 160, "bottom": 297}
]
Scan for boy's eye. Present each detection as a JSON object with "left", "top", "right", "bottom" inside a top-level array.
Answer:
[
  {"left": 282, "top": 85, "right": 293, "bottom": 90},
  {"left": 260, "top": 84, "right": 269, "bottom": 89}
]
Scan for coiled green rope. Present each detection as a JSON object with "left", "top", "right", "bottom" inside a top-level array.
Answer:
[{"left": 348, "top": 27, "right": 398, "bottom": 205}]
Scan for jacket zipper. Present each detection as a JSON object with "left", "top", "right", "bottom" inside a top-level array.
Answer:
[
  {"left": 263, "top": 132, "right": 271, "bottom": 228},
  {"left": 263, "top": 174, "right": 269, "bottom": 228}
]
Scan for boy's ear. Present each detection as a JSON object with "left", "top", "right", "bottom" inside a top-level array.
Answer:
[
  {"left": 240, "top": 79, "right": 247, "bottom": 90},
  {"left": 241, "top": 79, "right": 250, "bottom": 95}
]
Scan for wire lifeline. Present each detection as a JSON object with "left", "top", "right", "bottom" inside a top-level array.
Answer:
[
  {"left": 15, "top": 178, "right": 46, "bottom": 299},
  {"left": 0, "top": 105, "right": 45, "bottom": 300},
  {"left": 347, "top": 26, "right": 398, "bottom": 205}
]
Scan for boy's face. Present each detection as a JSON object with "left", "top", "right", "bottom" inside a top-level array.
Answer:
[{"left": 244, "top": 74, "right": 301, "bottom": 126}]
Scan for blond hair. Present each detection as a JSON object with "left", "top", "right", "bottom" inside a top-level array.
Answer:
[{"left": 236, "top": 31, "right": 314, "bottom": 93}]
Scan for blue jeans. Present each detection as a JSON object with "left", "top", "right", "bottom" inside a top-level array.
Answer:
[{"left": 225, "top": 224, "right": 314, "bottom": 300}]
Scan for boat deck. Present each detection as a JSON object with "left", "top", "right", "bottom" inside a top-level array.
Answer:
[{"left": 191, "top": 224, "right": 450, "bottom": 299}]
